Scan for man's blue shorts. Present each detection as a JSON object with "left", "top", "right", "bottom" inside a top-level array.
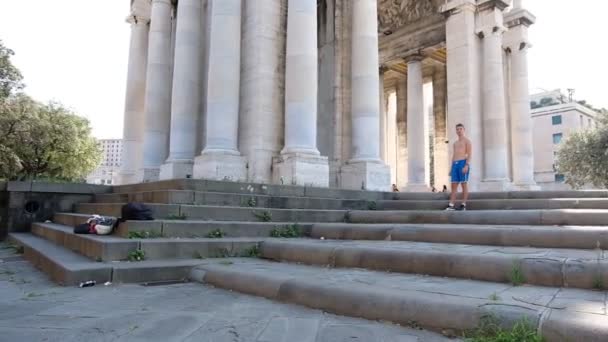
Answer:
[{"left": 450, "top": 160, "right": 470, "bottom": 184}]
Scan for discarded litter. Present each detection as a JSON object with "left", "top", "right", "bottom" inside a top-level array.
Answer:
[
  {"left": 79, "top": 280, "right": 96, "bottom": 288},
  {"left": 320, "top": 237, "right": 325, "bottom": 240},
  {"left": 104, "top": 281, "right": 112, "bottom": 286}
]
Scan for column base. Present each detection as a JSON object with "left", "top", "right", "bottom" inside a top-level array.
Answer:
[
  {"left": 159, "top": 159, "right": 194, "bottom": 180},
  {"left": 272, "top": 153, "right": 329, "bottom": 188},
  {"left": 479, "top": 179, "right": 513, "bottom": 192},
  {"left": 136, "top": 168, "right": 161, "bottom": 183},
  {"left": 511, "top": 182, "right": 541, "bottom": 191},
  {"left": 404, "top": 183, "right": 432, "bottom": 192},
  {"left": 341, "top": 161, "right": 391, "bottom": 191},
  {"left": 193, "top": 151, "right": 247, "bottom": 182}
]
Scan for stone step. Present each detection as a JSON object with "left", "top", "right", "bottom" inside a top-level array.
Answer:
[
  {"left": 379, "top": 198, "right": 608, "bottom": 210},
  {"left": 95, "top": 190, "right": 375, "bottom": 210},
  {"left": 348, "top": 209, "right": 608, "bottom": 226},
  {"left": 75, "top": 202, "right": 348, "bottom": 222},
  {"left": 393, "top": 190, "right": 608, "bottom": 200},
  {"left": 259, "top": 239, "right": 608, "bottom": 290},
  {"left": 54, "top": 213, "right": 311, "bottom": 238},
  {"left": 190, "top": 258, "right": 608, "bottom": 341},
  {"left": 310, "top": 223, "right": 608, "bottom": 250},
  {"left": 31, "top": 222, "right": 264, "bottom": 261},
  {"left": 8, "top": 232, "right": 213, "bottom": 285}
]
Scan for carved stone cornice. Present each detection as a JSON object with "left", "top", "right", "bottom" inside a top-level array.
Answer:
[
  {"left": 477, "top": 0, "right": 510, "bottom": 12},
  {"left": 440, "top": 0, "right": 477, "bottom": 17}
]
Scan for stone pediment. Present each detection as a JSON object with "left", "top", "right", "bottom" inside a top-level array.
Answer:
[{"left": 378, "top": 0, "right": 442, "bottom": 34}]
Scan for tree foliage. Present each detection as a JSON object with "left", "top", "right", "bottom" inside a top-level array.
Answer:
[
  {"left": 0, "top": 41, "right": 101, "bottom": 181},
  {"left": 556, "top": 112, "right": 608, "bottom": 189},
  {"left": 0, "top": 40, "right": 24, "bottom": 98}
]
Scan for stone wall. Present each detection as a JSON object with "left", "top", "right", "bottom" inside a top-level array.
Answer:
[{"left": 0, "top": 182, "right": 110, "bottom": 239}]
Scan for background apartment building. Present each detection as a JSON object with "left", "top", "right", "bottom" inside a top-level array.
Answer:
[{"left": 86, "top": 139, "right": 122, "bottom": 185}]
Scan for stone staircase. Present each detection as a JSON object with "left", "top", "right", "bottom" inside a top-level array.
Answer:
[{"left": 8, "top": 179, "right": 608, "bottom": 340}]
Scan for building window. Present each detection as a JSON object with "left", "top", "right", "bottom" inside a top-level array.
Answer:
[
  {"left": 551, "top": 115, "right": 562, "bottom": 125},
  {"left": 552, "top": 133, "right": 563, "bottom": 144},
  {"left": 555, "top": 174, "right": 565, "bottom": 182}
]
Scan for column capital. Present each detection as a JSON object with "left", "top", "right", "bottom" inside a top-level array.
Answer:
[
  {"left": 505, "top": 9, "right": 536, "bottom": 28},
  {"left": 477, "top": 0, "right": 510, "bottom": 12},
  {"left": 126, "top": 14, "right": 150, "bottom": 25},
  {"left": 440, "top": 0, "right": 476, "bottom": 17},
  {"left": 402, "top": 53, "right": 424, "bottom": 64}
]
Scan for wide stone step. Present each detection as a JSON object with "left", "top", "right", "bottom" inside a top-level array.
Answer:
[
  {"left": 259, "top": 239, "right": 608, "bottom": 290},
  {"left": 95, "top": 190, "right": 375, "bottom": 210},
  {"left": 378, "top": 198, "right": 608, "bottom": 210},
  {"left": 54, "top": 212, "right": 308, "bottom": 238},
  {"left": 75, "top": 203, "right": 348, "bottom": 222},
  {"left": 8, "top": 232, "right": 213, "bottom": 285},
  {"left": 31, "top": 222, "right": 264, "bottom": 261},
  {"left": 310, "top": 223, "right": 608, "bottom": 249},
  {"left": 348, "top": 209, "right": 608, "bottom": 226},
  {"left": 190, "top": 258, "right": 608, "bottom": 341},
  {"left": 392, "top": 190, "right": 608, "bottom": 200}
]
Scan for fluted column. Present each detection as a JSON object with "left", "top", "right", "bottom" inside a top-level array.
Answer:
[
  {"left": 341, "top": 0, "right": 390, "bottom": 191},
  {"left": 479, "top": 0, "right": 511, "bottom": 190},
  {"left": 405, "top": 55, "right": 429, "bottom": 191},
  {"left": 139, "top": 0, "right": 173, "bottom": 182},
  {"left": 193, "top": 0, "right": 246, "bottom": 181},
  {"left": 160, "top": 0, "right": 203, "bottom": 180},
  {"left": 118, "top": 15, "right": 150, "bottom": 185},
  {"left": 506, "top": 4, "right": 539, "bottom": 189},
  {"left": 433, "top": 66, "right": 450, "bottom": 190},
  {"left": 379, "top": 66, "right": 388, "bottom": 163},
  {"left": 274, "top": 0, "right": 329, "bottom": 187}
]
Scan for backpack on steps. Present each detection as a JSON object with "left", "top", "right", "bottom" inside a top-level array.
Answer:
[{"left": 120, "top": 203, "right": 154, "bottom": 221}]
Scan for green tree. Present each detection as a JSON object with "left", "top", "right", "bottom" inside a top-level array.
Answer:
[
  {"left": 556, "top": 112, "right": 608, "bottom": 189},
  {"left": 0, "top": 40, "right": 24, "bottom": 99},
  {"left": 0, "top": 97, "right": 102, "bottom": 181}
]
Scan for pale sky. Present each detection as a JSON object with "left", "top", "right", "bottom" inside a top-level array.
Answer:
[{"left": 0, "top": 0, "right": 606, "bottom": 139}]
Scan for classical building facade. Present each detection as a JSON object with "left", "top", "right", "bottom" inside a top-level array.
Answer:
[{"left": 119, "top": 0, "right": 538, "bottom": 191}]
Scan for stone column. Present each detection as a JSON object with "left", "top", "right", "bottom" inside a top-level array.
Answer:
[
  {"left": 505, "top": 7, "right": 539, "bottom": 189},
  {"left": 405, "top": 55, "right": 429, "bottom": 191},
  {"left": 160, "top": 0, "right": 203, "bottom": 180},
  {"left": 379, "top": 66, "right": 388, "bottom": 163},
  {"left": 118, "top": 15, "right": 149, "bottom": 185},
  {"left": 478, "top": 0, "right": 512, "bottom": 190},
  {"left": 433, "top": 66, "right": 450, "bottom": 190},
  {"left": 441, "top": 0, "right": 482, "bottom": 191},
  {"left": 139, "top": 0, "right": 173, "bottom": 182},
  {"left": 341, "top": 0, "right": 390, "bottom": 191},
  {"left": 396, "top": 77, "right": 408, "bottom": 188},
  {"left": 193, "top": 0, "right": 247, "bottom": 181},
  {"left": 274, "top": 0, "right": 329, "bottom": 187}
]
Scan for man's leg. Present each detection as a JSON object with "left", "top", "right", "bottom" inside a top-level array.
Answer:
[
  {"left": 458, "top": 182, "right": 469, "bottom": 211},
  {"left": 446, "top": 182, "right": 458, "bottom": 210}
]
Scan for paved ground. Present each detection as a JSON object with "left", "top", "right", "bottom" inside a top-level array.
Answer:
[{"left": 0, "top": 242, "right": 456, "bottom": 342}]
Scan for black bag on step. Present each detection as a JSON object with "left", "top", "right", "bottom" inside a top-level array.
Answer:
[
  {"left": 74, "top": 223, "right": 91, "bottom": 234},
  {"left": 120, "top": 203, "right": 154, "bottom": 221}
]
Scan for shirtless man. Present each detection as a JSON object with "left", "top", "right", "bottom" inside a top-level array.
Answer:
[{"left": 446, "top": 123, "right": 472, "bottom": 211}]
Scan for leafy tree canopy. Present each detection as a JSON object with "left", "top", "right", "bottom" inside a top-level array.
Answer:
[
  {"left": 0, "top": 40, "right": 24, "bottom": 99},
  {"left": 556, "top": 111, "right": 608, "bottom": 189}
]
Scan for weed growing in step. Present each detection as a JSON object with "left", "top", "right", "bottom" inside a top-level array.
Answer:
[
  {"left": 508, "top": 260, "right": 525, "bottom": 286},
  {"left": 488, "top": 293, "right": 500, "bottom": 301},
  {"left": 212, "top": 248, "right": 232, "bottom": 258},
  {"left": 166, "top": 213, "right": 187, "bottom": 220},
  {"left": 128, "top": 231, "right": 164, "bottom": 239},
  {"left": 5, "top": 244, "right": 24, "bottom": 254},
  {"left": 270, "top": 224, "right": 301, "bottom": 238},
  {"left": 128, "top": 249, "right": 146, "bottom": 262},
  {"left": 253, "top": 210, "right": 272, "bottom": 222},
  {"left": 465, "top": 316, "right": 543, "bottom": 342},
  {"left": 247, "top": 197, "right": 257, "bottom": 207},
  {"left": 593, "top": 273, "right": 604, "bottom": 290},
  {"left": 367, "top": 201, "right": 378, "bottom": 210},
  {"left": 243, "top": 245, "right": 261, "bottom": 258},
  {"left": 193, "top": 251, "right": 205, "bottom": 259},
  {"left": 0, "top": 270, "right": 15, "bottom": 276},
  {"left": 218, "top": 260, "right": 233, "bottom": 265},
  {"left": 343, "top": 211, "right": 352, "bottom": 223},
  {"left": 206, "top": 229, "right": 225, "bottom": 239}
]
